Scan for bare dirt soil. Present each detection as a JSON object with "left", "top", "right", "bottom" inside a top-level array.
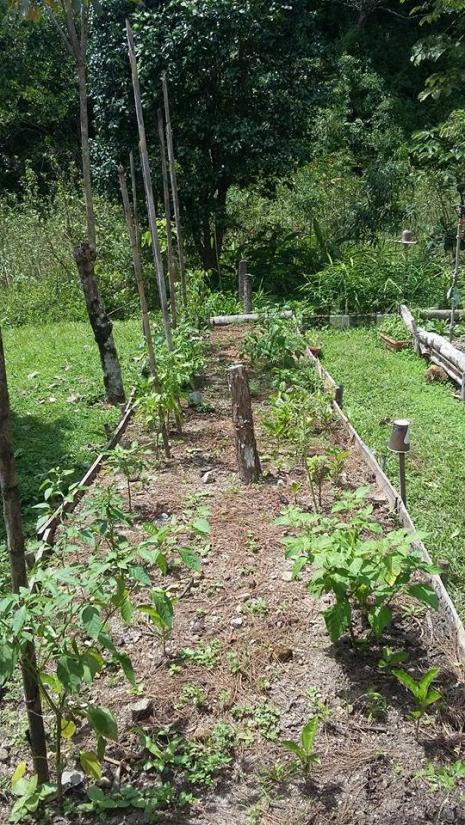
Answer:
[{"left": 2, "top": 325, "right": 465, "bottom": 825}]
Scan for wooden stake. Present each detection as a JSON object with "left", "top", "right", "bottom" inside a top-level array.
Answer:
[
  {"left": 0, "top": 330, "right": 49, "bottom": 784},
  {"left": 126, "top": 21, "right": 172, "bottom": 350},
  {"left": 243, "top": 269, "right": 252, "bottom": 314},
  {"left": 227, "top": 363, "right": 261, "bottom": 483},
  {"left": 161, "top": 72, "right": 187, "bottom": 310},
  {"left": 238, "top": 259, "right": 247, "bottom": 303},
  {"left": 117, "top": 163, "right": 171, "bottom": 457},
  {"left": 157, "top": 108, "right": 177, "bottom": 327}
]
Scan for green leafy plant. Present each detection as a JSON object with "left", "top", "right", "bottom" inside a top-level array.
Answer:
[
  {"left": 138, "top": 588, "right": 176, "bottom": 656},
  {"left": 393, "top": 667, "right": 442, "bottom": 736},
  {"left": 281, "top": 717, "right": 320, "bottom": 776},
  {"left": 104, "top": 441, "right": 150, "bottom": 511},
  {"left": 9, "top": 763, "right": 55, "bottom": 824},
  {"left": 379, "top": 315, "right": 410, "bottom": 342},
  {"left": 378, "top": 646, "right": 409, "bottom": 672},
  {"left": 278, "top": 490, "right": 439, "bottom": 643},
  {"left": 419, "top": 760, "right": 465, "bottom": 823}
]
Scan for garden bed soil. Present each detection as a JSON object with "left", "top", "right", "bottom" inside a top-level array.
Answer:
[{"left": 1, "top": 325, "right": 465, "bottom": 825}]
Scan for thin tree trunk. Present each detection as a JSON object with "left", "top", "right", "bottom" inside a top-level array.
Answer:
[
  {"left": 238, "top": 259, "right": 247, "bottom": 303},
  {"left": 61, "top": 0, "right": 125, "bottom": 405},
  {"left": 162, "top": 72, "right": 187, "bottom": 310},
  {"left": 74, "top": 243, "right": 125, "bottom": 404},
  {"left": 0, "top": 330, "right": 49, "bottom": 784},
  {"left": 117, "top": 164, "right": 170, "bottom": 457},
  {"left": 157, "top": 109, "right": 177, "bottom": 327},
  {"left": 227, "top": 363, "right": 261, "bottom": 484},
  {"left": 126, "top": 21, "right": 173, "bottom": 350}
]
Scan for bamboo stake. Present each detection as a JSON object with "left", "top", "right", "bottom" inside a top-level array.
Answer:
[
  {"left": 0, "top": 330, "right": 49, "bottom": 783},
  {"left": 227, "top": 363, "right": 261, "bottom": 483},
  {"left": 126, "top": 21, "right": 172, "bottom": 350},
  {"left": 157, "top": 108, "right": 177, "bottom": 327},
  {"left": 117, "top": 164, "right": 170, "bottom": 458},
  {"left": 161, "top": 72, "right": 187, "bottom": 310}
]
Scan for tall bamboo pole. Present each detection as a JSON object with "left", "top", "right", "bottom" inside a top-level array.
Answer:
[
  {"left": 117, "top": 164, "right": 171, "bottom": 458},
  {"left": 126, "top": 21, "right": 173, "bottom": 350},
  {"left": 0, "top": 330, "right": 49, "bottom": 783},
  {"left": 161, "top": 72, "right": 187, "bottom": 310},
  {"left": 157, "top": 109, "right": 177, "bottom": 327}
]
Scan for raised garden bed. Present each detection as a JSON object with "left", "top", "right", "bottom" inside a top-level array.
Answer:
[{"left": 2, "top": 325, "right": 465, "bottom": 825}]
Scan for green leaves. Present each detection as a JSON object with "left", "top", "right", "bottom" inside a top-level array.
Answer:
[
  {"left": 281, "top": 716, "right": 320, "bottom": 775},
  {"left": 80, "top": 751, "right": 102, "bottom": 781},
  {"left": 87, "top": 706, "right": 118, "bottom": 742},
  {"left": 393, "top": 667, "right": 441, "bottom": 727},
  {"left": 191, "top": 518, "right": 211, "bottom": 536},
  {"left": 178, "top": 546, "right": 202, "bottom": 573},
  {"left": 280, "top": 494, "right": 439, "bottom": 645}
]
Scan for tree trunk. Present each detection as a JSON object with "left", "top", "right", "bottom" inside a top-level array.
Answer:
[
  {"left": 157, "top": 108, "right": 177, "bottom": 327},
  {"left": 0, "top": 330, "right": 49, "bottom": 784},
  {"left": 61, "top": 1, "right": 125, "bottom": 405},
  {"left": 162, "top": 72, "right": 187, "bottom": 310},
  {"left": 126, "top": 22, "right": 173, "bottom": 350},
  {"left": 227, "top": 363, "right": 261, "bottom": 484},
  {"left": 74, "top": 243, "right": 125, "bottom": 404},
  {"left": 117, "top": 164, "right": 171, "bottom": 457}
]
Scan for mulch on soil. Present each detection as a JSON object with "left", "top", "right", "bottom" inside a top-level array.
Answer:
[{"left": 1, "top": 324, "right": 465, "bottom": 825}]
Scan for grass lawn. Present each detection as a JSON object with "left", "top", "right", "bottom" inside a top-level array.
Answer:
[
  {"left": 321, "top": 327, "right": 465, "bottom": 616},
  {"left": 1, "top": 319, "right": 142, "bottom": 545}
]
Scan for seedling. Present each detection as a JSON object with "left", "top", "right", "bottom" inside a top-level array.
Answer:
[
  {"left": 281, "top": 716, "right": 320, "bottom": 777},
  {"left": 378, "top": 646, "right": 409, "bottom": 672},
  {"left": 419, "top": 760, "right": 465, "bottom": 823},
  {"left": 138, "top": 588, "right": 176, "bottom": 656},
  {"left": 393, "top": 667, "right": 441, "bottom": 736},
  {"left": 104, "top": 441, "right": 149, "bottom": 511}
]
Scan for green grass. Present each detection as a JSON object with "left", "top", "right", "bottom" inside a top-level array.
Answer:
[
  {"left": 321, "top": 327, "right": 465, "bottom": 615},
  {"left": 1, "top": 319, "right": 142, "bottom": 544}
]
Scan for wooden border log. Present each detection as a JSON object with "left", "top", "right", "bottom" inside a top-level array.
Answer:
[
  {"left": 227, "top": 364, "right": 261, "bottom": 483},
  {"left": 210, "top": 311, "right": 294, "bottom": 326},
  {"left": 305, "top": 346, "right": 465, "bottom": 667},
  {"left": 400, "top": 304, "right": 465, "bottom": 374},
  {"left": 420, "top": 309, "right": 465, "bottom": 321}
]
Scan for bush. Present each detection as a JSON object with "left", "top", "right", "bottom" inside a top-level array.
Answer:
[
  {"left": 0, "top": 171, "right": 140, "bottom": 326},
  {"left": 303, "top": 245, "right": 449, "bottom": 314}
]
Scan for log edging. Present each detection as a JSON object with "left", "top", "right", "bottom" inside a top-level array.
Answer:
[{"left": 306, "top": 347, "right": 465, "bottom": 667}]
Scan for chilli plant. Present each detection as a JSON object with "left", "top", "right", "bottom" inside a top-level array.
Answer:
[{"left": 277, "top": 488, "right": 439, "bottom": 644}]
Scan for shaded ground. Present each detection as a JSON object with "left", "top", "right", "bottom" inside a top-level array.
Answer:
[{"left": 1, "top": 325, "right": 464, "bottom": 825}]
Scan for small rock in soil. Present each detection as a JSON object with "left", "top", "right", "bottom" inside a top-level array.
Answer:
[
  {"left": 131, "top": 698, "right": 154, "bottom": 722},
  {"left": 230, "top": 616, "right": 243, "bottom": 628},
  {"left": 188, "top": 390, "right": 203, "bottom": 407},
  {"left": 274, "top": 645, "right": 293, "bottom": 662},
  {"left": 61, "top": 769, "right": 84, "bottom": 790},
  {"left": 201, "top": 470, "right": 216, "bottom": 484},
  {"left": 281, "top": 570, "right": 293, "bottom": 581},
  {"left": 0, "top": 747, "right": 10, "bottom": 762}
]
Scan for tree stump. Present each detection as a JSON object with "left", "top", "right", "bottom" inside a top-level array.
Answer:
[{"left": 228, "top": 364, "right": 261, "bottom": 483}]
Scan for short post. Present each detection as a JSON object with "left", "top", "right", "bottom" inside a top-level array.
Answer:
[
  {"left": 335, "top": 384, "right": 344, "bottom": 407},
  {"left": 238, "top": 259, "right": 247, "bottom": 304},
  {"left": 461, "top": 372, "right": 465, "bottom": 402},
  {"left": 228, "top": 363, "right": 261, "bottom": 483},
  {"left": 243, "top": 269, "right": 253, "bottom": 314},
  {"left": 388, "top": 419, "right": 410, "bottom": 506}
]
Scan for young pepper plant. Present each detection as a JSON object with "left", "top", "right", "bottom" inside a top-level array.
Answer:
[{"left": 277, "top": 489, "right": 439, "bottom": 644}]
